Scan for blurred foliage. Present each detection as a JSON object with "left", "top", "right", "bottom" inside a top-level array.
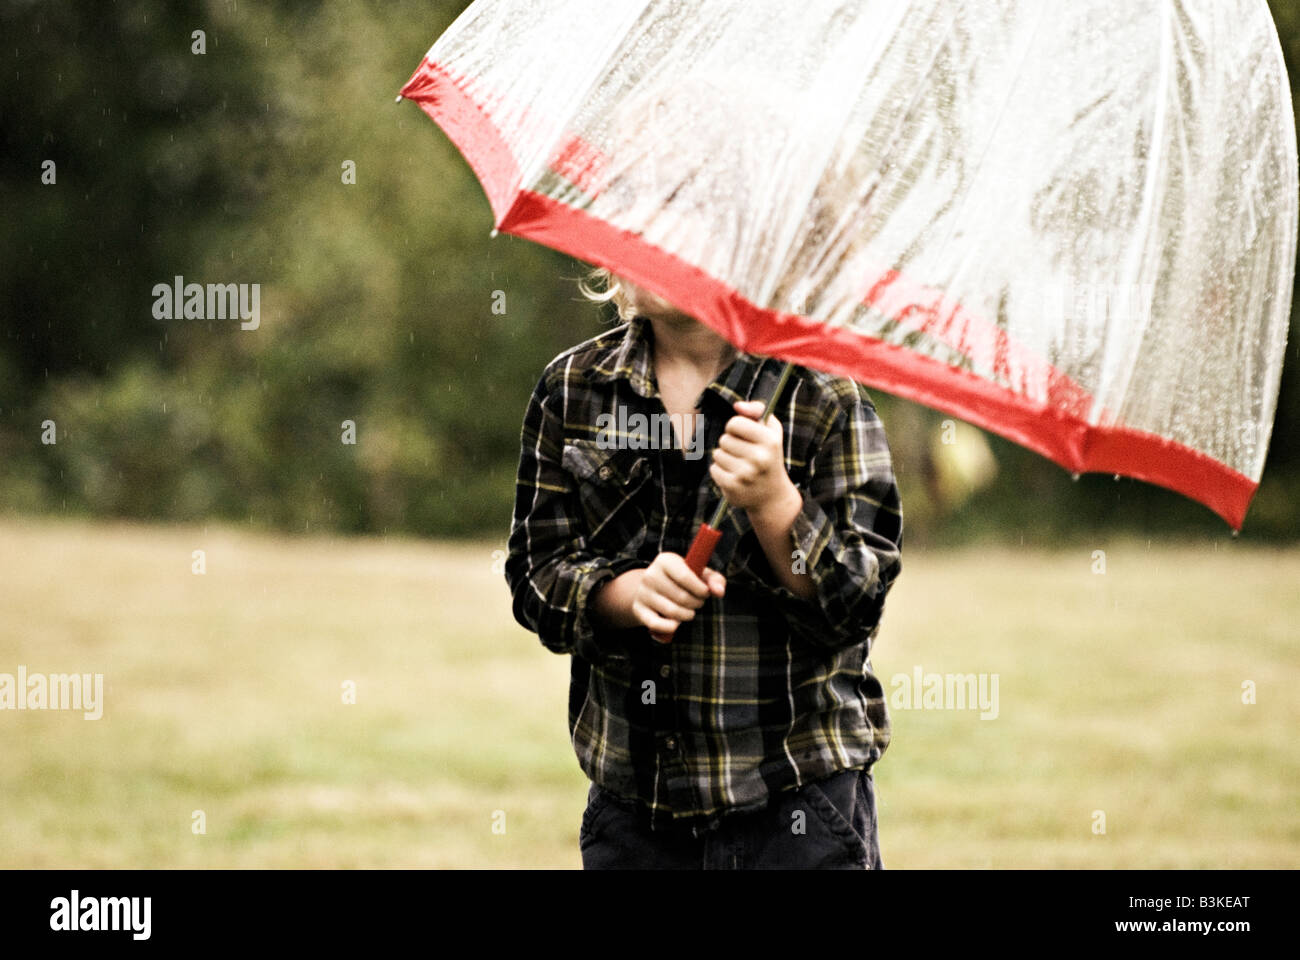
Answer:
[{"left": 0, "top": 0, "right": 1296, "bottom": 543}]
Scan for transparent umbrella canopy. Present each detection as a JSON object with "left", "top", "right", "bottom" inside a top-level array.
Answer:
[{"left": 400, "top": 0, "right": 1297, "bottom": 530}]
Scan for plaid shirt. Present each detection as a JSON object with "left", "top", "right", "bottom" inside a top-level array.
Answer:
[{"left": 505, "top": 314, "right": 903, "bottom": 832}]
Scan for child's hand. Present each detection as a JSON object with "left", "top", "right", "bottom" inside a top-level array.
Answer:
[
  {"left": 710, "top": 399, "right": 799, "bottom": 518},
  {"left": 632, "top": 552, "right": 726, "bottom": 641}
]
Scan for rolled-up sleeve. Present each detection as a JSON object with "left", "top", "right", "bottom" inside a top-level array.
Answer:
[
  {"left": 504, "top": 371, "right": 642, "bottom": 664},
  {"left": 768, "top": 382, "right": 903, "bottom": 652}
]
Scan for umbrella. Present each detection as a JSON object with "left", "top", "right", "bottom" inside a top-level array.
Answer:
[{"left": 398, "top": 0, "right": 1297, "bottom": 539}]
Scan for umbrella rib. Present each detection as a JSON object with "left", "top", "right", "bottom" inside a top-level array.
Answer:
[
  {"left": 749, "top": 0, "right": 918, "bottom": 311},
  {"left": 922, "top": 3, "right": 1050, "bottom": 289},
  {"left": 791, "top": 2, "right": 964, "bottom": 330},
  {"left": 1094, "top": 0, "right": 1174, "bottom": 426},
  {"left": 502, "top": 0, "right": 655, "bottom": 227},
  {"left": 762, "top": 0, "right": 963, "bottom": 319},
  {"left": 884, "top": 2, "right": 1053, "bottom": 395}
]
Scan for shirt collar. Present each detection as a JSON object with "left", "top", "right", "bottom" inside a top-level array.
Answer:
[{"left": 585, "top": 313, "right": 772, "bottom": 408}]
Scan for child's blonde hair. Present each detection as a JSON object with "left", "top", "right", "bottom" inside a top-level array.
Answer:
[{"left": 577, "top": 266, "right": 638, "bottom": 322}]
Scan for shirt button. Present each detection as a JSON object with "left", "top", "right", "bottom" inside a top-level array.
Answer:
[
  {"left": 597, "top": 465, "right": 613, "bottom": 481},
  {"left": 659, "top": 665, "right": 671, "bottom": 678}
]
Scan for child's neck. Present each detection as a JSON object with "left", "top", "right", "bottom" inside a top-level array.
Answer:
[{"left": 646, "top": 314, "right": 738, "bottom": 425}]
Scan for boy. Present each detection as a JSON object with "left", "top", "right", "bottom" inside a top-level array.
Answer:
[{"left": 504, "top": 272, "right": 903, "bottom": 869}]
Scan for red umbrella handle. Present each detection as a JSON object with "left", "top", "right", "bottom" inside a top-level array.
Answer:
[
  {"left": 650, "top": 523, "right": 723, "bottom": 644},
  {"left": 647, "top": 360, "right": 794, "bottom": 645}
]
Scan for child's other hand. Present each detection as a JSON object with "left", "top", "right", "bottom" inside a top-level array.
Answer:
[
  {"left": 633, "top": 552, "right": 726, "bottom": 640},
  {"left": 711, "top": 399, "right": 798, "bottom": 517}
]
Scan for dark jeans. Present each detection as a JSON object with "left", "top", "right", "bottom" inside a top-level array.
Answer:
[{"left": 579, "top": 766, "right": 882, "bottom": 869}]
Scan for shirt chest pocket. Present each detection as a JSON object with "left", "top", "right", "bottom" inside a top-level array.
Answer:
[{"left": 561, "top": 439, "right": 653, "bottom": 542}]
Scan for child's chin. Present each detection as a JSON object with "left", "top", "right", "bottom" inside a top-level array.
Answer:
[{"left": 639, "top": 301, "right": 695, "bottom": 323}]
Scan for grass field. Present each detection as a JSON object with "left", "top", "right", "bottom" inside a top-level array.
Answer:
[{"left": 0, "top": 515, "right": 1296, "bottom": 868}]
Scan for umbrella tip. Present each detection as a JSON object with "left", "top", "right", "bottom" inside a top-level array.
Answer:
[
  {"left": 489, "top": 227, "right": 500, "bottom": 239},
  {"left": 394, "top": 94, "right": 403, "bottom": 103}
]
